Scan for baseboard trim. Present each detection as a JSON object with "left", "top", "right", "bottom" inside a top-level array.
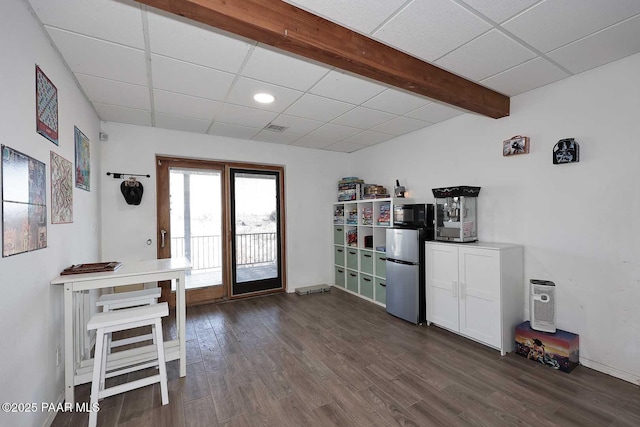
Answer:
[
  {"left": 42, "top": 391, "right": 65, "bottom": 427},
  {"left": 579, "top": 357, "right": 640, "bottom": 386}
]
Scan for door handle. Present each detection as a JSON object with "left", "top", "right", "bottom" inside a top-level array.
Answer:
[
  {"left": 160, "top": 229, "right": 167, "bottom": 248},
  {"left": 452, "top": 281, "right": 458, "bottom": 298}
]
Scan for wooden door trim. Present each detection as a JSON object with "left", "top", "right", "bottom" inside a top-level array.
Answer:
[
  {"left": 156, "top": 156, "right": 287, "bottom": 305},
  {"left": 156, "top": 156, "right": 229, "bottom": 306}
]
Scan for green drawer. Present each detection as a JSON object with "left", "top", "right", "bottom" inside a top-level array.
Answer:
[
  {"left": 375, "top": 279, "right": 386, "bottom": 304},
  {"left": 346, "top": 270, "right": 359, "bottom": 292},
  {"left": 375, "top": 252, "right": 386, "bottom": 277},
  {"left": 334, "top": 226, "right": 345, "bottom": 245},
  {"left": 360, "top": 250, "right": 374, "bottom": 274},
  {"left": 360, "top": 274, "right": 374, "bottom": 299},
  {"left": 334, "top": 246, "right": 345, "bottom": 266},
  {"left": 334, "top": 266, "right": 345, "bottom": 288},
  {"left": 346, "top": 248, "right": 358, "bottom": 270}
]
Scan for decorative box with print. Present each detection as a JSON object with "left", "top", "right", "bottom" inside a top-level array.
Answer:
[{"left": 514, "top": 321, "right": 579, "bottom": 373}]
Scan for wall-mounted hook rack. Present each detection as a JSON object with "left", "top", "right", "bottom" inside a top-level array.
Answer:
[{"left": 106, "top": 172, "right": 151, "bottom": 179}]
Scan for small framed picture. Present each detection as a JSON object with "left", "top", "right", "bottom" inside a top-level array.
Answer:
[{"left": 503, "top": 135, "right": 530, "bottom": 156}]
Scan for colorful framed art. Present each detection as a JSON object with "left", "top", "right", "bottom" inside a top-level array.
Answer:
[
  {"left": 1, "top": 145, "right": 47, "bottom": 257},
  {"left": 74, "top": 126, "right": 90, "bottom": 191},
  {"left": 36, "top": 65, "right": 59, "bottom": 145},
  {"left": 50, "top": 151, "right": 73, "bottom": 224}
]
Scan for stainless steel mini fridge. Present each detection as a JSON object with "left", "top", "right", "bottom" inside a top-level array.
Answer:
[{"left": 385, "top": 228, "right": 425, "bottom": 324}]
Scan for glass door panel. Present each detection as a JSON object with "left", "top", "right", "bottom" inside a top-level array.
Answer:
[
  {"left": 170, "top": 168, "right": 223, "bottom": 291},
  {"left": 230, "top": 169, "right": 282, "bottom": 295}
]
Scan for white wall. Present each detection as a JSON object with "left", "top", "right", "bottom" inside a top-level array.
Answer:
[
  {"left": 99, "top": 122, "right": 350, "bottom": 291},
  {"left": 352, "top": 53, "right": 640, "bottom": 384},
  {"left": 0, "top": 2, "right": 101, "bottom": 427}
]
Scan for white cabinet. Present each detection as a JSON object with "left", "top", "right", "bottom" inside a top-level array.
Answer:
[
  {"left": 333, "top": 198, "right": 411, "bottom": 305},
  {"left": 426, "top": 242, "right": 523, "bottom": 355}
]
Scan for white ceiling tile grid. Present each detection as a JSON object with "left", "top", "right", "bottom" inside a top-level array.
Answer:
[
  {"left": 374, "top": 0, "right": 492, "bottom": 61},
  {"left": 150, "top": 54, "right": 235, "bottom": 101},
  {"left": 30, "top": 0, "right": 145, "bottom": 49},
  {"left": 26, "top": 0, "right": 640, "bottom": 152}
]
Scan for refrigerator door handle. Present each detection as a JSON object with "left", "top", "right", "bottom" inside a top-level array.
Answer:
[
  {"left": 452, "top": 281, "right": 458, "bottom": 298},
  {"left": 386, "top": 258, "right": 417, "bottom": 266}
]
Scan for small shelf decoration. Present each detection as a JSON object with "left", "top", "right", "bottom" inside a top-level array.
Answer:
[
  {"left": 503, "top": 135, "right": 530, "bottom": 156},
  {"left": 553, "top": 138, "right": 579, "bottom": 164}
]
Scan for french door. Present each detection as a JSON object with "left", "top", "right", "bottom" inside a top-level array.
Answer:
[
  {"left": 156, "top": 157, "right": 285, "bottom": 306},
  {"left": 230, "top": 169, "right": 283, "bottom": 295}
]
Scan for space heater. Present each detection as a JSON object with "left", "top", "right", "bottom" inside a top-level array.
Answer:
[{"left": 530, "top": 280, "right": 556, "bottom": 333}]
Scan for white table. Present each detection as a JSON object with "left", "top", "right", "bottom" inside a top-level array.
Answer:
[{"left": 51, "top": 258, "right": 190, "bottom": 405}]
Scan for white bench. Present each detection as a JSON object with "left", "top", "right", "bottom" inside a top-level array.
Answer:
[
  {"left": 96, "top": 287, "right": 161, "bottom": 351},
  {"left": 87, "top": 303, "right": 169, "bottom": 427}
]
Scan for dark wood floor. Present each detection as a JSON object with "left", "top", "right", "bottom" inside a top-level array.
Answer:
[{"left": 53, "top": 288, "right": 640, "bottom": 427}]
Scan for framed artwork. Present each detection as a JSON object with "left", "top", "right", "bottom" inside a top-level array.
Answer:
[
  {"left": 50, "top": 151, "right": 73, "bottom": 224},
  {"left": 36, "top": 65, "right": 59, "bottom": 145},
  {"left": 553, "top": 138, "right": 580, "bottom": 164},
  {"left": 74, "top": 126, "right": 90, "bottom": 191},
  {"left": 2, "top": 145, "right": 47, "bottom": 257},
  {"left": 503, "top": 135, "right": 530, "bottom": 156}
]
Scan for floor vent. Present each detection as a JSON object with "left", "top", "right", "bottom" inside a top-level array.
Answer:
[
  {"left": 264, "top": 124, "right": 288, "bottom": 132},
  {"left": 295, "top": 285, "right": 331, "bottom": 295}
]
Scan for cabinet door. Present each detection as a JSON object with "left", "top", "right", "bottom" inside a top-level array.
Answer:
[
  {"left": 346, "top": 271, "right": 359, "bottom": 293},
  {"left": 334, "top": 226, "right": 345, "bottom": 245},
  {"left": 360, "top": 274, "right": 374, "bottom": 299},
  {"left": 458, "top": 247, "right": 501, "bottom": 348},
  {"left": 426, "top": 243, "right": 459, "bottom": 331},
  {"left": 360, "top": 250, "right": 374, "bottom": 274},
  {"left": 346, "top": 248, "right": 358, "bottom": 270}
]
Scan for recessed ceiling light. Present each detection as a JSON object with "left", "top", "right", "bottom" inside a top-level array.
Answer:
[{"left": 253, "top": 93, "right": 275, "bottom": 104}]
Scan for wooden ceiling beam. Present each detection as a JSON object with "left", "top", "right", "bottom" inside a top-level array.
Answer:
[{"left": 135, "top": 0, "right": 510, "bottom": 119}]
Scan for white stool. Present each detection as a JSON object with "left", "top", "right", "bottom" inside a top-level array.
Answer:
[
  {"left": 87, "top": 303, "right": 169, "bottom": 427},
  {"left": 96, "top": 287, "right": 161, "bottom": 352}
]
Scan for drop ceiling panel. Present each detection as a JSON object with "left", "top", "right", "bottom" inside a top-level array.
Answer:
[
  {"left": 291, "top": 136, "right": 334, "bottom": 149},
  {"left": 306, "top": 123, "right": 362, "bottom": 141},
  {"left": 332, "top": 107, "right": 396, "bottom": 129},
  {"left": 253, "top": 130, "right": 304, "bottom": 144},
  {"left": 267, "top": 115, "right": 324, "bottom": 134},
  {"left": 241, "top": 45, "right": 330, "bottom": 91},
  {"left": 374, "top": 0, "right": 491, "bottom": 61},
  {"left": 216, "top": 104, "right": 278, "bottom": 128},
  {"left": 342, "top": 130, "right": 395, "bottom": 146},
  {"left": 310, "top": 70, "right": 387, "bottom": 105},
  {"left": 208, "top": 123, "right": 261, "bottom": 140},
  {"left": 546, "top": 15, "right": 640, "bottom": 74},
  {"left": 225, "top": 77, "right": 303, "bottom": 113},
  {"left": 155, "top": 113, "right": 211, "bottom": 133},
  {"left": 283, "top": 94, "right": 355, "bottom": 122},
  {"left": 502, "top": 0, "right": 640, "bottom": 53},
  {"left": 283, "top": 0, "right": 407, "bottom": 34},
  {"left": 436, "top": 29, "right": 536, "bottom": 81},
  {"left": 406, "top": 102, "right": 464, "bottom": 123},
  {"left": 153, "top": 90, "right": 221, "bottom": 120},
  {"left": 30, "top": 0, "right": 144, "bottom": 48},
  {"left": 94, "top": 103, "right": 151, "bottom": 126},
  {"left": 146, "top": 9, "right": 254, "bottom": 74},
  {"left": 76, "top": 74, "right": 150, "bottom": 110},
  {"left": 46, "top": 27, "right": 147, "bottom": 85},
  {"left": 371, "top": 116, "right": 431, "bottom": 136},
  {"left": 151, "top": 54, "right": 235, "bottom": 101},
  {"left": 363, "top": 88, "right": 431, "bottom": 115},
  {"left": 481, "top": 57, "right": 569, "bottom": 96},
  {"left": 461, "top": 0, "right": 539, "bottom": 24},
  {"left": 324, "top": 141, "right": 368, "bottom": 153}
]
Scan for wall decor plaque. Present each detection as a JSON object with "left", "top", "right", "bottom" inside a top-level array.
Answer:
[
  {"left": 503, "top": 135, "right": 530, "bottom": 156},
  {"left": 553, "top": 138, "right": 579, "bottom": 164},
  {"left": 2, "top": 145, "right": 47, "bottom": 257},
  {"left": 36, "top": 65, "right": 59, "bottom": 145},
  {"left": 50, "top": 151, "right": 73, "bottom": 224}
]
